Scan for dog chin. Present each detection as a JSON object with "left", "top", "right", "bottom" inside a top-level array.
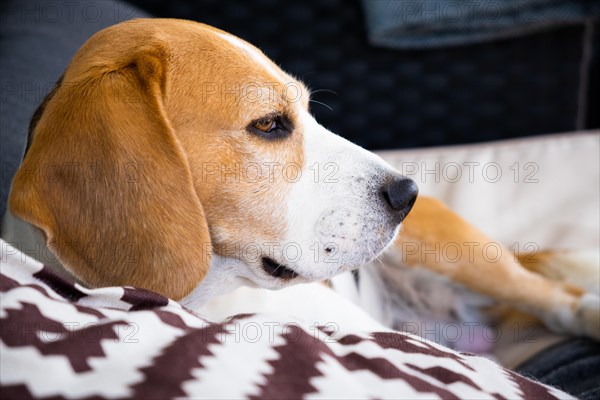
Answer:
[
  {"left": 256, "top": 231, "right": 401, "bottom": 285},
  {"left": 184, "top": 228, "right": 400, "bottom": 308}
]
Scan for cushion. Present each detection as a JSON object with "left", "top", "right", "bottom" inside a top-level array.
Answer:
[{"left": 0, "top": 240, "right": 573, "bottom": 399}]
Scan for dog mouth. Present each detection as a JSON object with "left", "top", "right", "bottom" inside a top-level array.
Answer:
[{"left": 261, "top": 257, "right": 299, "bottom": 280}]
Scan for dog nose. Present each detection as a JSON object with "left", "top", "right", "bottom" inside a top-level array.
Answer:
[{"left": 381, "top": 177, "right": 418, "bottom": 219}]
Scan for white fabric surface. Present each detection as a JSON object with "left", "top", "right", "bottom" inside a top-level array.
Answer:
[{"left": 377, "top": 131, "right": 600, "bottom": 252}]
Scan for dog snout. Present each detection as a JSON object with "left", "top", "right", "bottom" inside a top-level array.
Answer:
[{"left": 381, "top": 176, "right": 418, "bottom": 220}]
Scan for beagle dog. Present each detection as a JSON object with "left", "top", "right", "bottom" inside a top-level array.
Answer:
[{"left": 2, "top": 19, "right": 598, "bottom": 342}]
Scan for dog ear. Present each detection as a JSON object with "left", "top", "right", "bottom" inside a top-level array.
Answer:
[{"left": 9, "top": 43, "right": 212, "bottom": 300}]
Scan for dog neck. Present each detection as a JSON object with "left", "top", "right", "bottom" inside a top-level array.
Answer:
[{"left": 181, "top": 256, "right": 254, "bottom": 310}]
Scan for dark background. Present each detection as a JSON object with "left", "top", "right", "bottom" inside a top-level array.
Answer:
[
  {"left": 1, "top": 0, "right": 598, "bottom": 219},
  {"left": 126, "top": 0, "right": 598, "bottom": 150}
]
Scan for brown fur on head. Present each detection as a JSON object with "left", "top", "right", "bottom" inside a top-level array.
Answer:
[{"left": 9, "top": 19, "right": 415, "bottom": 300}]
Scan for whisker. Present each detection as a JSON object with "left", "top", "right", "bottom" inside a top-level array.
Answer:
[
  {"left": 309, "top": 99, "right": 334, "bottom": 111},
  {"left": 371, "top": 236, "right": 387, "bottom": 265},
  {"left": 310, "top": 88, "right": 339, "bottom": 96},
  {"left": 366, "top": 240, "right": 376, "bottom": 263}
]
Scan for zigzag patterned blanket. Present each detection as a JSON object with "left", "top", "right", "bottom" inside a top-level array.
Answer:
[{"left": 1, "top": 240, "right": 571, "bottom": 399}]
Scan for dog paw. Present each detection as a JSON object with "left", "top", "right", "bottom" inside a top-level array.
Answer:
[{"left": 575, "top": 293, "right": 600, "bottom": 340}]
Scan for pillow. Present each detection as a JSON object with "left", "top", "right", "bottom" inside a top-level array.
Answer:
[
  {"left": 0, "top": 239, "right": 572, "bottom": 399},
  {"left": 377, "top": 131, "right": 600, "bottom": 250}
]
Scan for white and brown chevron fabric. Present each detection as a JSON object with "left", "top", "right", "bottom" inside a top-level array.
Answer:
[{"left": 0, "top": 240, "right": 572, "bottom": 399}]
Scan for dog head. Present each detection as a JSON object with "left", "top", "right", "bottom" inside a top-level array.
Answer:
[{"left": 9, "top": 19, "right": 417, "bottom": 301}]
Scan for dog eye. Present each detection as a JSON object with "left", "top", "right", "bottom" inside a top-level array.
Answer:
[
  {"left": 248, "top": 114, "right": 293, "bottom": 139},
  {"left": 253, "top": 117, "right": 276, "bottom": 133}
]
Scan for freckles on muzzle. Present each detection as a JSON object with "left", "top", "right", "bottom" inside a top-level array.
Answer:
[
  {"left": 309, "top": 174, "right": 418, "bottom": 266},
  {"left": 313, "top": 205, "right": 398, "bottom": 265}
]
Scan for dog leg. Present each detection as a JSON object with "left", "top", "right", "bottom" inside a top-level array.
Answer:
[
  {"left": 517, "top": 250, "right": 600, "bottom": 295},
  {"left": 394, "top": 196, "right": 600, "bottom": 340}
]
